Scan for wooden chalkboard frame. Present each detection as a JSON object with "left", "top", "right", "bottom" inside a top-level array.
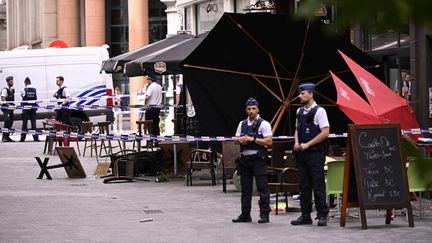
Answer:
[{"left": 340, "top": 123, "right": 414, "bottom": 229}]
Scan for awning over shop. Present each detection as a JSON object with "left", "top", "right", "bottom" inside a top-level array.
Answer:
[
  {"left": 101, "top": 33, "right": 193, "bottom": 74},
  {"left": 124, "top": 32, "right": 208, "bottom": 77}
]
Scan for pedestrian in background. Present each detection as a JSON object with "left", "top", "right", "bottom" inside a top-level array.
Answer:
[
  {"left": 20, "top": 77, "right": 39, "bottom": 142},
  {"left": 138, "top": 81, "right": 149, "bottom": 121},
  {"left": 113, "top": 86, "right": 124, "bottom": 133},
  {"left": 1, "top": 76, "right": 15, "bottom": 142},
  {"left": 144, "top": 75, "right": 162, "bottom": 136}
]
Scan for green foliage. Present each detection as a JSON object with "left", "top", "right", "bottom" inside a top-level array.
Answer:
[{"left": 297, "top": 0, "right": 432, "bottom": 32}]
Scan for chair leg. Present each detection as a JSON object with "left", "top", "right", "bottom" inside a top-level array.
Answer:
[
  {"left": 211, "top": 167, "right": 216, "bottom": 186},
  {"left": 419, "top": 192, "right": 423, "bottom": 219},
  {"left": 94, "top": 139, "right": 98, "bottom": 160},
  {"left": 83, "top": 139, "right": 87, "bottom": 156},
  {"left": 76, "top": 140, "right": 81, "bottom": 156},
  {"left": 276, "top": 192, "right": 279, "bottom": 215},
  {"left": 43, "top": 139, "right": 48, "bottom": 154},
  {"left": 186, "top": 170, "right": 191, "bottom": 186},
  {"left": 117, "top": 140, "right": 122, "bottom": 151},
  {"left": 189, "top": 169, "right": 193, "bottom": 186},
  {"left": 285, "top": 192, "right": 288, "bottom": 212},
  {"left": 222, "top": 170, "right": 227, "bottom": 193},
  {"left": 108, "top": 140, "right": 113, "bottom": 154}
]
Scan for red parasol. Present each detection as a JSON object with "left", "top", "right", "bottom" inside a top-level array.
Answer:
[
  {"left": 330, "top": 71, "right": 383, "bottom": 124},
  {"left": 338, "top": 50, "right": 421, "bottom": 132}
]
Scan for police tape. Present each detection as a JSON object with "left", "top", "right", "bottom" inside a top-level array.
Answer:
[
  {"left": 0, "top": 128, "right": 349, "bottom": 141},
  {"left": 0, "top": 103, "right": 183, "bottom": 111},
  {"left": 1, "top": 127, "right": 431, "bottom": 142},
  {"left": 0, "top": 92, "right": 171, "bottom": 105}
]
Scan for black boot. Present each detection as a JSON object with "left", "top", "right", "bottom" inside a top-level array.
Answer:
[
  {"left": 232, "top": 214, "right": 252, "bottom": 223},
  {"left": 258, "top": 214, "right": 269, "bottom": 224},
  {"left": 317, "top": 216, "right": 327, "bottom": 226},
  {"left": 291, "top": 214, "right": 313, "bottom": 225},
  {"left": 2, "top": 134, "right": 14, "bottom": 142}
]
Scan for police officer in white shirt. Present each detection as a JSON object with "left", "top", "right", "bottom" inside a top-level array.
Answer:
[
  {"left": 232, "top": 97, "right": 272, "bottom": 224},
  {"left": 144, "top": 75, "right": 162, "bottom": 136},
  {"left": 291, "top": 82, "right": 329, "bottom": 227},
  {"left": 1, "top": 76, "right": 15, "bottom": 142},
  {"left": 53, "top": 76, "right": 71, "bottom": 125}
]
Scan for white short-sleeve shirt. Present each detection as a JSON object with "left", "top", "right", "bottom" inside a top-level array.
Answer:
[
  {"left": 145, "top": 82, "right": 162, "bottom": 106},
  {"left": 235, "top": 115, "right": 273, "bottom": 137},
  {"left": 295, "top": 101, "right": 329, "bottom": 129},
  {"left": 175, "top": 85, "right": 181, "bottom": 94},
  {"left": 1, "top": 87, "right": 12, "bottom": 98}
]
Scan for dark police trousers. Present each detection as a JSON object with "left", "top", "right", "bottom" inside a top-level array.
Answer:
[
  {"left": 21, "top": 109, "right": 38, "bottom": 141},
  {"left": 2, "top": 110, "right": 14, "bottom": 138},
  {"left": 297, "top": 149, "right": 329, "bottom": 218},
  {"left": 239, "top": 155, "right": 270, "bottom": 216},
  {"left": 145, "top": 107, "right": 161, "bottom": 135}
]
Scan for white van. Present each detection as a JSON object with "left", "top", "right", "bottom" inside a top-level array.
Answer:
[{"left": 0, "top": 46, "right": 114, "bottom": 132}]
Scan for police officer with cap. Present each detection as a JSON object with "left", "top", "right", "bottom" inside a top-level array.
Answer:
[
  {"left": 1, "top": 76, "right": 15, "bottom": 142},
  {"left": 20, "top": 77, "right": 39, "bottom": 142},
  {"left": 232, "top": 97, "right": 272, "bottom": 224},
  {"left": 291, "top": 82, "right": 329, "bottom": 226}
]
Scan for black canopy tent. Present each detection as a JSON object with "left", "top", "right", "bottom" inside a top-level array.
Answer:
[
  {"left": 182, "top": 13, "right": 381, "bottom": 136},
  {"left": 101, "top": 33, "right": 193, "bottom": 74},
  {"left": 124, "top": 32, "right": 209, "bottom": 77}
]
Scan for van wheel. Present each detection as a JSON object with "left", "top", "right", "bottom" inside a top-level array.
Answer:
[{"left": 70, "top": 117, "right": 84, "bottom": 134}]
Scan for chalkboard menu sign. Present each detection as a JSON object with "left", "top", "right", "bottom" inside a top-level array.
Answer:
[
  {"left": 340, "top": 124, "right": 414, "bottom": 229},
  {"left": 355, "top": 127, "right": 406, "bottom": 205}
]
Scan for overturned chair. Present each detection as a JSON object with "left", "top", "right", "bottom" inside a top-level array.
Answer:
[{"left": 102, "top": 149, "right": 163, "bottom": 183}]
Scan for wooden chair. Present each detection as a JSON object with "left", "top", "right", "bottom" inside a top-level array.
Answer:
[
  {"left": 48, "top": 119, "right": 81, "bottom": 156},
  {"left": 329, "top": 144, "right": 343, "bottom": 157},
  {"left": 186, "top": 148, "right": 216, "bottom": 186},
  {"left": 267, "top": 141, "right": 299, "bottom": 215},
  {"left": 82, "top": 121, "right": 98, "bottom": 158},
  {"left": 42, "top": 119, "right": 56, "bottom": 154},
  {"left": 101, "top": 149, "right": 157, "bottom": 183},
  {"left": 159, "top": 141, "right": 191, "bottom": 175},
  {"left": 97, "top": 121, "right": 121, "bottom": 156},
  {"left": 220, "top": 141, "right": 240, "bottom": 193},
  {"left": 133, "top": 120, "right": 153, "bottom": 151}
]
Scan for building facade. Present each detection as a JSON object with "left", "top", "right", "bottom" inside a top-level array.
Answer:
[{"left": 2, "top": 0, "right": 168, "bottom": 130}]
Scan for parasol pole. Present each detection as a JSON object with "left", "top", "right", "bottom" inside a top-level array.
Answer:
[
  {"left": 272, "top": 20, "right": 312, "bottom": 134},
  {"left": 269, "top": 53, "right": 285, "bottom": 100},
  {"left": 251, "top": 75, "right": 283, "bottom": 103},
  {"left": 226, "top": 15, "right": 294, "bottom": 79},
  {"left": 270, "top": 104, "right": 284, "bottom": 124}
]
